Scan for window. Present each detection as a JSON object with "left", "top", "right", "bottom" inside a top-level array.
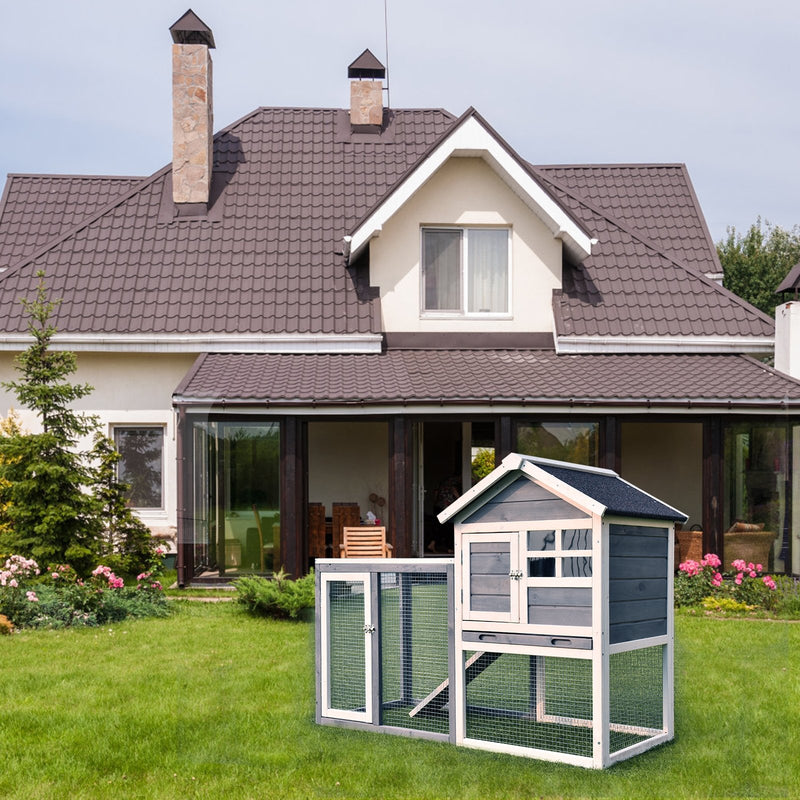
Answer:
[
  {"left": 422, "top": 227, "right": 509, "bottom": 314},
  {"left": 114, "top": 427, "right": 164, "bottom": 509}
]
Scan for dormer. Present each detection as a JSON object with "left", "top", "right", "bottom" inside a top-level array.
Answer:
[{"left": 347, "top": 110, "right": 594, "bottom": 337}]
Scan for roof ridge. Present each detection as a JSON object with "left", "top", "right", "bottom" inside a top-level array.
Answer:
[
  {"left": 4, "top": 173, "right": 148, "bottom": 181},
  {"left": 535, "top": 162, "right": 686, "bottom": 170},
  {"left": 532, "top": 167, "right": 776, "bottom": 331}
]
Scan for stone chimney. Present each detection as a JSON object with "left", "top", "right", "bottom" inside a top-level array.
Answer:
[
  {"left": 348, "top": 49, "right": 386, "bottom": 129},
  {"left": 169, "top": 10, "right": 215, "bottom": 207}
]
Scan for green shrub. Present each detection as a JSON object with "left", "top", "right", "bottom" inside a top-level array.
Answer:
[
  {"left": 0, "top": 553, "right": 169, "bottom": 630},
  {"left": 700, "top": 596, "right": 754, "bottom": 614},
  {"left": 235, "top": 569, "right": 315, "bottom": 619},
  {"left": 772, "top": 575, "right": 800, "bottom": 617}
]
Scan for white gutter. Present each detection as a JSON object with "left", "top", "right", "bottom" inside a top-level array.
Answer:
[
  {"left": 0, "top": 333, "right": 384, "bottom": 354},
  {"left": 556, "top": 335, "right": 774, "bottom": 355}
]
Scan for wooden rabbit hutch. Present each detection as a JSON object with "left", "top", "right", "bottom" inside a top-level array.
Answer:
[{"left": 316, "top": 454, "right": 686, "bottom": 768}]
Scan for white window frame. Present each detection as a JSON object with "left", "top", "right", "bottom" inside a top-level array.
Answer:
[
  {"left": 420, "top": 226, "right": 512, "bottom": 318},
  {"left": 111, "top": 424, "right": 166, "bottom": 512}
]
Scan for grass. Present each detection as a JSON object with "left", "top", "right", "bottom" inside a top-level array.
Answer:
[{"left": 1, "top": 604, "right": 798, "bottom": 799}]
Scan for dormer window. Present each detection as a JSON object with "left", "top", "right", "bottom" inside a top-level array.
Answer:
[{"left": 422, "top": 227, "right": 510, "bottom": 315}]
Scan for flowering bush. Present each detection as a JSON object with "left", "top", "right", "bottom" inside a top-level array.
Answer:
[
  {"left": 675, "top": 552, "right": 777, "bottom": 611},
  {"left": 0, "top": 553, "right": 169, "bottom": 630}
]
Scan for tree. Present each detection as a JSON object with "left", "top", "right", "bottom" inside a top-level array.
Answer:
[
  {"left": 718, "top": 219, "right": 800, "bottom": 316},
  {"left": 0, "top": 274, "right": 103, "bottom": 572}
]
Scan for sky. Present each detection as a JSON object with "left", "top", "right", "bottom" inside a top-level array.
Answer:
[{"left": 1, "top": 0, "right": 798, "bottom": 243}]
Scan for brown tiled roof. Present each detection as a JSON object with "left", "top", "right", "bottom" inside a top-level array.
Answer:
[
  {"left": 174, "top": 350, "right": 800, "bottom": 408},
  {"left": 0, "top": 106, "right": 773, "bottom": 341},
  {"left": 535, "top": 164, "right": 720, "bottom": 275},
  {"left": 0, "top": 175, "right": 146, "bottom": 267},
  {"left": 0, "top": 108, "right": 456, "bottom": 335},
  {"left": 535, "top": 171, "right": 775, "bottom": 338}
]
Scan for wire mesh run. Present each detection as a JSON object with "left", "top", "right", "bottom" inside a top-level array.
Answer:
[
  {"left": 379, "top": 572, "right": 450, "bottom": 734},
  {"left": 464, "top": 651, "right": 594, "bottom": 757},
  {"left": 609, "top": 645, "right": 665, "bottom": 753},
  {"left": 327, "top": 579, "right": 367, "bottom": 714}
]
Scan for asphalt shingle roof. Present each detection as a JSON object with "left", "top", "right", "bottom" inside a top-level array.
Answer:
[
  {"left": 174, "top": 350, "right": 800, "bottom": 407},
  {"left": 533, "top": 460, "right": 686, "bottom": 521}
]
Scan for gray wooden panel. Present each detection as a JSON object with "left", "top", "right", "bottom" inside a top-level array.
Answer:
[
  {"left": 609, "top": 556, "right": 667, "bottom": 580},
  {"left": 528, "top": 604, "right": 592, "bottom": 626},
  {"left": 609, "top": 598, "right": 667, "bottom": 624},
  {"left": 466, "top": 497, "right": 588, "bottom": 524},
  {"left": 470, "top": 541, "right": 510, "bottom": 554},
  {"left": 469, "top": 574, "right": 509, "bottom": 595},
  {"left": 470, "top": 552, "right": 510, "bottom": 575},
  {"left": 609, "top": 577, "right": 667, "bottom": 602},
  {"left": 610, "top": 618, "right": 667, "bottom": 644},
  {"left": 610, "top": 533, "right": 668, "bottom": 558},
  {"left": 610, "top": 523, "right": 668, "bottom": 538},
  {"left": 471, "top": 594, "right": 511, "bottom": 613},
  {"left": 528, "top": 586, "right": 592, "bottom": 607},
  {"left": 462, "top": 630, "right": 592, "bottom": 650},
  {"left": 462, "top": 477, "right": 588, "bottom": 524}
]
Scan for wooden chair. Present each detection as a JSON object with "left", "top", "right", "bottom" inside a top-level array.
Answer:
[
  {"left": 340, "top": 526, "right": 392, "bottom": 558},
  {"left": 308, "top": 502, "right": 327, "bottom": 559},
  {"left": 331, "top": 502, "right": 360, "bottom": 556}
]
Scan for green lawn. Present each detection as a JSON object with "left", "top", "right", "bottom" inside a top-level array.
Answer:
[{"left": 1, "top": 603, "right": 798, "bottom": 799}]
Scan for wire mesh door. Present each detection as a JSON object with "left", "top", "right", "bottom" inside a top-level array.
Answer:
[{"left": 320, "top": 572, "right": 374, "bottom": 722}]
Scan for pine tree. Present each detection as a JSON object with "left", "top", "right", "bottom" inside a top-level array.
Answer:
[{"left": 0, "top": 272, "right": 102, "bottom": 573}]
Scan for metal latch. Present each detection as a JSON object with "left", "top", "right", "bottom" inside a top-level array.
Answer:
[
  {"left": 363, "top": 623, "right": 376, "bottom": 634},
  {"left": 508, "top": 569, "right": 524, "bottom": 580}
]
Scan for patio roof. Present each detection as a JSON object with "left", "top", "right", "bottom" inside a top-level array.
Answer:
[{"left": 173, "top": 349, "right": 800, "bottom": 410}]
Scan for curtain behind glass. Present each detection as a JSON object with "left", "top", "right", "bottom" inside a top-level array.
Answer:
[
  {"left": 468, "top": 229, "right": 508, "bottom": 313},
  {"left": 423, "top": 229, "right": 461, "bottom": 310}
]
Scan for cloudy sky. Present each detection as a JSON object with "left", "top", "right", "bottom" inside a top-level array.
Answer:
[{"left": 1, "top": 1, "right": 797, "bottom": 242}]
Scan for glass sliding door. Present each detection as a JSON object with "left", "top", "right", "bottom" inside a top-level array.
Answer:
[
  {"left": 724, "top": 422, "right": 796, "bottom": 575},
  {"left": 191, "top": 419, "right": 281, "bottom": 576}
]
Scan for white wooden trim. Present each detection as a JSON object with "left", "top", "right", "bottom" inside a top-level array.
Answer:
[
  {"left": 319, "top": 572, "right": 373, "bottom": 723},
  {"left": 348, "top": 115, "right": 593, "bottom": 264},
  {"left": 606, "top": 731, "right": 673, "bottom": 765},
  {"left": 462, "top": 532, "right": 518, "bottom": 623},
  {"left": 592, "top": 519, "right": 609, "bottom": 767},
  {"left": 608, "top": 635, "right": 669, "bottom": 655},
  {"left": 460, "top": 737, "right": 595, "bottom": 769}
]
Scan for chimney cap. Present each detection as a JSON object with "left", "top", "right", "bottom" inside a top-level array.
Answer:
[
  {"left": 170, "top": 9, "right": 216, "bottom": 48},
  {"left": 348, "top": 49, "right": 385, "bottom": 79}
]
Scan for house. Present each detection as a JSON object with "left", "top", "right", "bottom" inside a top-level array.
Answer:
[{"left": 1, "top": 10, "right": 799, "bottom": 585}]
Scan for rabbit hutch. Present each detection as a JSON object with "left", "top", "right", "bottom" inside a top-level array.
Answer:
[{"left": 316, "top": 454, "right": 686, "bottom": 769}]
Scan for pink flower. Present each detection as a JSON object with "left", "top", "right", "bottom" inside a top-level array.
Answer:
[
  {"left": 26, "top": 591, "right": 38, "bottom": 602},
  {"left": 756, "top": 564, "right": 763, "bottom": 572},
  {"left": 702, "top": 553, "right": 722, "bottom": 568},
  {"left": 749, "top": 571, "right": 757, "bottom": 578},
  {"left": 734, "top": 574, "right": 743, "bottom": 585},
  {"left": 763, "top": 575, "right": 777, "bottom": 591},
  {"left": 51, "top": 572, "right": 59, "bottom": 579},
  {"left": 731, "top": 559, "right": 747, "bottom": 572},
  {"left": 9, "top": 579, "right": 18, "bottom": 588}
]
